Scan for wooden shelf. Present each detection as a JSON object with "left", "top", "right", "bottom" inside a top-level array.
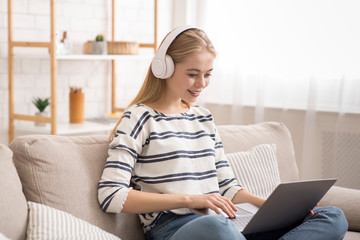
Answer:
[
  {"left": 12, "top": 54, "right": 153, "bottom": 61},
  {"left": 56, "top": 54, "right": 153, "bottom": 61},
  {"left": 15, "top": 120, "right": 114, "bottom": 136}
]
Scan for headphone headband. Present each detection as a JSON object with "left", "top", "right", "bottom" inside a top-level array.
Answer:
[{"left": 151, "top": 26, "right": 197, "bottom": 79}]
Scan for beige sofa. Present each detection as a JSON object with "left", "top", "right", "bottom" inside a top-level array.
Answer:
[{"left": 1, "top": 122, "right": 359, "bottom": 240}]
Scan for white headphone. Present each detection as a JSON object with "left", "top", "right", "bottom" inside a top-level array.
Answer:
[{"left": 151, "top": 26, "right": 196, "bottom": 79}]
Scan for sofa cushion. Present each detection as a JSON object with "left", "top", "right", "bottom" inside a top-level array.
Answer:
[
  {"left": 0, "top": 144, "right": 28, "bottom": 240},
  {"left": 226, "top": 144, "right": 281, "bottom": 199},
  {"left": 217, "top": 122, "right": 299, "bottom": 182},
  {"left": 10, "top": 136, "right": 145, "bottom": 240},
  {"left": 27, "top": 201, "right": 120, "bottom": 240},
  {"left": 320, "top": 186, "right": 360, "bottom": 232}
]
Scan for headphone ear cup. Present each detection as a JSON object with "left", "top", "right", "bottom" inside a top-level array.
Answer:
[
  {"left": 162, "top": 54, "right": 175, "bottom": 79},
  {"left": 151, "top": 26, "right": 196, "bottom": 78},
  {"left": 151, "top": 54, "right": 174, "bottom": 79},
  {"left": 151, "top": 58, "right": 164, "bottom": 78}
]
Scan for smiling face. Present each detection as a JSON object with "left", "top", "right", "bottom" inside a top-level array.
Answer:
[{"left": 163, "top": 49, "right": 215, "bottom": 108}]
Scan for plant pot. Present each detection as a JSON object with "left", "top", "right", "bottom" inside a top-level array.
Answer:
[
  {"left": 91, "top": 41, "right": 107, "bottom": 55},
  {"left": 69, "top": 92, "right": 85, "bottom": 123},
  {"left": 35, "top": 112, "right": 47, "bottom": 126}
]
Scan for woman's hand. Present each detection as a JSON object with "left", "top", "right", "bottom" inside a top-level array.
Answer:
[
  {"left": 309, "top": 203, "right": 319, "bottom": 216},
  {"left": 185, "top": 193, "right": 238, "bottom": 218},
  {"left": 122, "top": 190, "right": 237, "bottom": 216}
]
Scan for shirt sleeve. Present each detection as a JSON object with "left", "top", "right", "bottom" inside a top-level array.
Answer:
[
  {"left": 98, "top": 110, "right": 146, "bottom": 213},
  {"left": 214, "top": 126, "right": 243, "bottom": 200}
]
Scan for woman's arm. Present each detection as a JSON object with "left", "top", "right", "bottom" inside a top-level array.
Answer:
[
  {"left": 122, "top": 189, "right": 264, "bottom": 218},
  {"left": 122, "top": 190, "right": 187, "bottom": 213},
  {"left": 210, "top": 125, "right": 265, "bottom": 208},
  {"left": 122, "top": 189, "right": 238, "bottom": 218},
  {"left": 232, "top": 189, "right": 266, "bottom": 208}
]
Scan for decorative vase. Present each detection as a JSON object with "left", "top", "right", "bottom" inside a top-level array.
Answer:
[
  {"left": 35, "top": 112, "right": 47, "bottom": 126},
  {"left": 91, "top": 41, "right": 107, "bottom": 55},
  {"left": 69, "top": 92, "right": 84, "bottom": 123}
]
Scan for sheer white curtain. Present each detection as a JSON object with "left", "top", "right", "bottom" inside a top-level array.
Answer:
[{"left": 181, "top": 0, "right": 360, "bottom": 186}]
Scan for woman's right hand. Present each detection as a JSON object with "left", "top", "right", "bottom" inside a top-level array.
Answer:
[
  {"left": 185, "top": 193, "right": 237, "bottom": 218},
  {"left": 121, "top": 190, "right": 237, "bottom": 217}
]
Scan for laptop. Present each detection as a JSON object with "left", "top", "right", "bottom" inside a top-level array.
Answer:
[{"left": 191, "top": 178, "right": 336, "bottom": 234}]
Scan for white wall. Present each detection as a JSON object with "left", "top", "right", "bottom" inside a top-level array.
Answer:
[{"left": 0, "top": 0, "right": 173, "bottom": 145}]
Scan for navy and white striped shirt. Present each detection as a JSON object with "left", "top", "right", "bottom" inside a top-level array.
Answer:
[{"left": 98, "top": 104, "right": 242, "bottom": 232}]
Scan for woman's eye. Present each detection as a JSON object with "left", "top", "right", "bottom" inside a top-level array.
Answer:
[{"left": 187, "top": 73, "right": 212, "bottom": 78}]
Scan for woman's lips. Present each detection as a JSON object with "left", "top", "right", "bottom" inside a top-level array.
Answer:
[{"left": 188, "top": 90, "right": 201, "bottom": 97}]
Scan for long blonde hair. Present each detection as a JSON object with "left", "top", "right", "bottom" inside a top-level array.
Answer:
[{"left": 109, "top": 28, "right": 216, "bottom": 142}]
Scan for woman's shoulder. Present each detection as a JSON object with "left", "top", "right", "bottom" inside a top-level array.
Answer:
[
  {"left": 190, "top": 104, "right": 212, "bottom": 116},
  {"left": 123, "top": 104, "right": 155, "bottom": 118},
  {"left": 115, "top": 104, "right": 154, "bottom": 135}
]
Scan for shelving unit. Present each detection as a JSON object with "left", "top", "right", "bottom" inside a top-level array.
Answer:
[
  {"left": 15, "top": 121, "right": 116, "bottom": 136},
  {"left": 8, "top": 0, "right": 158, "bottom": 143}
]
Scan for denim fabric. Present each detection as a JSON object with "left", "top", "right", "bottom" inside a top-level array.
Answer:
[
  {"left": 147, "top": 206, "right": 348, "bottom": 240},
  {"left": 147, "top": 212, "right": 244, "bottom": 240},
  {"left": 278, "top": 207, "right": 348, "bottom": 240},
  {"left": 146, "top": 213, "right": 199, "bottom": 240}
]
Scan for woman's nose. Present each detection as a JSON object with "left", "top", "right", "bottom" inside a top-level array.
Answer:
[{"left": 196, "top": 76, "right": 208, "bottom": 88}]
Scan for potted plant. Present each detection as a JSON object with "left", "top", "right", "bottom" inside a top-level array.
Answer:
[
  {"left": 91, "top": 34, "right": 107, "bottom": 54},
  {"left": 32, "top": 97, "right": 50, "bottom": 126}
]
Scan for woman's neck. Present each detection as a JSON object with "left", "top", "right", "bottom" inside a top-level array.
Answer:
[{"left": 146, "top": 100, "right": 190, "bottom": 114}]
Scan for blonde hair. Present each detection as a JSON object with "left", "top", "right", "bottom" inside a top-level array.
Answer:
[{"left": 109, "top": 28, "right": 216, "bottom": 142}]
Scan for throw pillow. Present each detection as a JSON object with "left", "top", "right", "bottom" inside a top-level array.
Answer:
[
  {"left": 226, "top": 144, "right": 281, "bottom": 199},
  {"left": 27, "top": 202, "right": 121, "bottom": 240}
]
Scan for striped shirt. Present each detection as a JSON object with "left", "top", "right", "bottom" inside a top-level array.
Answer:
[{"left": 98, "top": 104, "right": 242, "bottom": 232}]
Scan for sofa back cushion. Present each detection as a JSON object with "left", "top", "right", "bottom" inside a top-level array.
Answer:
[
  {"left": 217, "top": 122, "right": 299, "bottom": 182},
  {"left": 0, "top": 144, "right": 28, "bottom": 240},
  {"left": 10, "top": 136, "right": 145, "bottom": 240}
]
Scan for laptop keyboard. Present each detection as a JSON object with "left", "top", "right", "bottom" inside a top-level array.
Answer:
[
  {"left": 228, "top": 207, "right": 254, "bottom": 231},
  {"left": 230, "top": 215, "right": 253, "bottom": 231}
]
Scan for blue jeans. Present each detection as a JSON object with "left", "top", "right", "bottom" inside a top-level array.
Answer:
[{"left": 146, "top": 207, "right": 348, "bottom": 240}]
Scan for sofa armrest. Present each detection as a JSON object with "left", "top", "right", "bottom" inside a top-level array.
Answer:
[{"left": 319, "top": 186, "right": 360, "bottom": 232}]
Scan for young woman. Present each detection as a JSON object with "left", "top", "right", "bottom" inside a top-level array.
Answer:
[{"left": 98, "top": 26, "right": 348, "bottom": 240}]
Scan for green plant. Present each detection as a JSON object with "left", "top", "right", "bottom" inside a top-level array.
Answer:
[
  {"left": 95, "top": 34, "right": 104, "bottom": 42},
  {"left": 32, "top": 97, "right": 50, "bottom": 113}
]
